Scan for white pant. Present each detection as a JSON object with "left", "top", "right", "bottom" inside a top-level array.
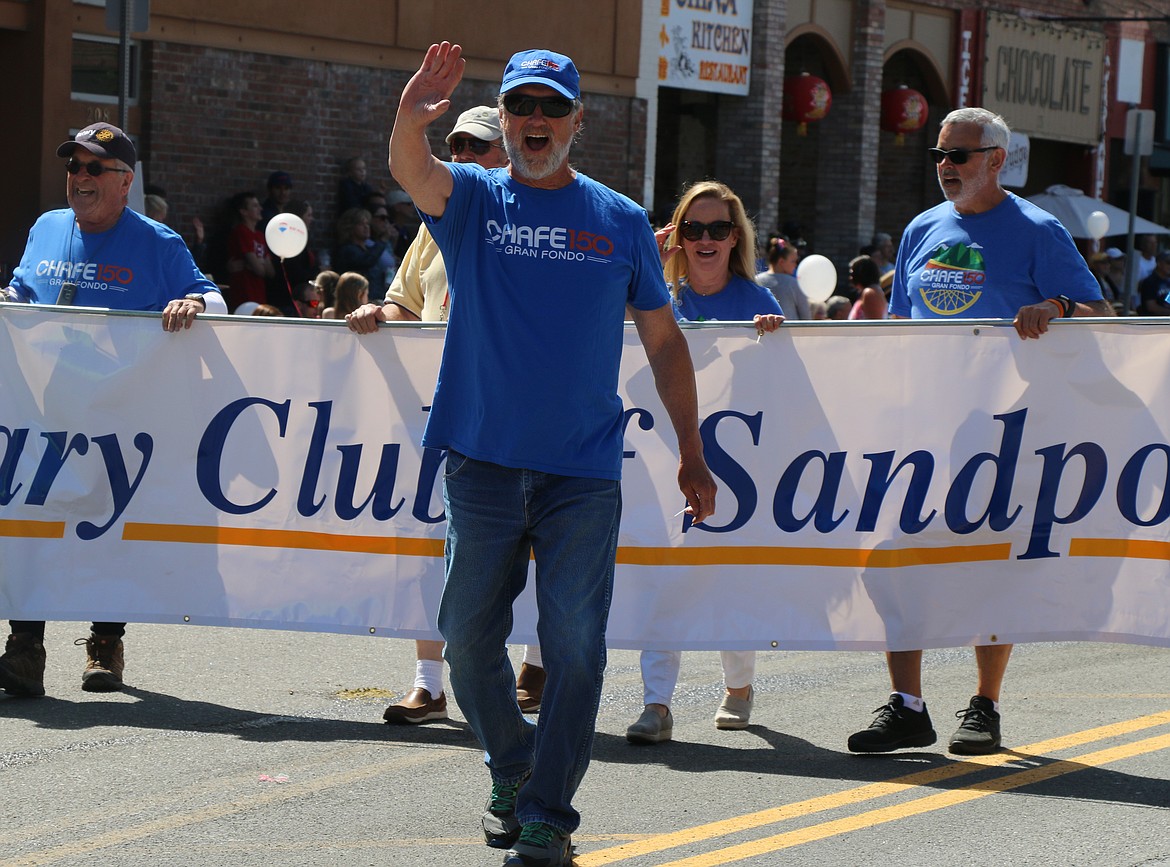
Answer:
[{"left": 639, "top": 649, "right": 756, "bottom": 707}]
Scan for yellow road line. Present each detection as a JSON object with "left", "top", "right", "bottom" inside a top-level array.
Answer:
[
  {"left": 6, "top": 712, "right": 1170, "bottom": 865},
  {"left": 576, "top": 709, "right": 1170, "bottom": 866},
  {"left": 651, "top": 732, "right": 1170, "bottom": 867}
]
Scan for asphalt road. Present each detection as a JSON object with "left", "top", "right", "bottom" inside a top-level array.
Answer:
[{"left": 2, "top": 625, "right": 1168, "bottom": 866}]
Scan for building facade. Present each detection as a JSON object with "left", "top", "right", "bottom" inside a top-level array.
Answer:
[{"left": 2, "top": 0, "right": 1168, "bottom": 279}]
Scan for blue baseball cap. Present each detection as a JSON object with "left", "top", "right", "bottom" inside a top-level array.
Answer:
[{"left": 500, "top": 49, "right": 580, "bottom": 100}]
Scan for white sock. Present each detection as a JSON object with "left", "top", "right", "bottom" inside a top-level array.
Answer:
[
  {"left": 895, "top": 691, "right": 925, "bottom": 712},
  {"left": 522, "top": 644, "right": 543, "bottom": 668},
  {"left": 414, "top": 658, "right": 444, "bottom": 697}
]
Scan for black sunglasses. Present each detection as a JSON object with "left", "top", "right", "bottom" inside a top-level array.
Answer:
[
  {"left": 449, "top": 137, "right": 498, "bottom": 156},
  {"left": 927, "top": 146, "right": 999, "bottom": 165},
  {"left": 65, "top": 157, "right": 131, "bottom": 177},
  {"left": 502, "top": 93, "right": 574, "bottom": 118},
  {"left": 680, "top": 220, "right": 734, "bottom": 242}
]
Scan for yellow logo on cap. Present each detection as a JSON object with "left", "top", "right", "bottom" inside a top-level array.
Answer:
[{"left": 96, "top": 129, "right": 114, "bottom": 142}]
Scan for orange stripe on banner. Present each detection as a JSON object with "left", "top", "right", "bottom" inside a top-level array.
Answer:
[
  {"left": 122, "top": 523, "right": 444, "bottom": 557},
  {"left": 120, "top": 523, "right": 1012, "bottom": 567},
  {"left": 617, "top": 543, "right": 1012, "bottom": 568},
  {"left": 1069, "top": 538, "right": 1170, "bottom": 560},
  {"left": 0, "top": 519, "right": 66, "bottom": 539}
]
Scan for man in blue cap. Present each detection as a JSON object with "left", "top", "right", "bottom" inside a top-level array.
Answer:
[{"left": 382, "top": 44, "right": 717, "bottom": 866}]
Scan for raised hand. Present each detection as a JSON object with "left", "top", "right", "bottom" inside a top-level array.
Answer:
[{"left": 397, "top": 42, "right": 466, "bottom": 131}]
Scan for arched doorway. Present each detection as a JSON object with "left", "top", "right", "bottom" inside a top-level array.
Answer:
[{"left": 877, "top": 47, "right": 950, "bottom": 240}]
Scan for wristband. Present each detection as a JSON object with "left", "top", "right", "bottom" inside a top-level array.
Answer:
[{"left": 1056, "top": 294, "right": 1075, "bottom": 317}]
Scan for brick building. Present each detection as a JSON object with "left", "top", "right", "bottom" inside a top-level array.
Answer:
[{"left": 2, "top": 0, "right": 1168, "bottom": 281}]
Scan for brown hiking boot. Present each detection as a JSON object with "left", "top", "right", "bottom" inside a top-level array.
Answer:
[
  {"left": 0, "top": 633, "right": 47, "bottom": 697},
  {"left": 77, "top": 633, "right": 124, "bottom": 692},
  {"left": 515, "top": 662, "right": 546, "bottom": 714}
]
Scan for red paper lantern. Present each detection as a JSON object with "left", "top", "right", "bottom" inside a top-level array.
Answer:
[
  {"left": 783, "top": 73, "right": 832, "bottom": 136},
  {"left": 880, "top": 86, "right": 928, "bottom": 145}
]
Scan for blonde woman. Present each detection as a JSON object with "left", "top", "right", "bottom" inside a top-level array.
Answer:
[{"left": 628, "top": 180, "right": 782, "bottom": 745}]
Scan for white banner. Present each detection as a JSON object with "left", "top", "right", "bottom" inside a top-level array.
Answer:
[
  {"left": 3, "top": 307, "right": 1170, "bottom": 651},
  {"left": 656, "top": 0, "right": 753, "bottom": 95}
]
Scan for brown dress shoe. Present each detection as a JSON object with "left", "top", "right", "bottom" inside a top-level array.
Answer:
[
  {"left": 383, "top": 687, "right": 448, "bottom": 724},
  {"left": 515, "top": 662, "right": 546, "bottom": 713}
]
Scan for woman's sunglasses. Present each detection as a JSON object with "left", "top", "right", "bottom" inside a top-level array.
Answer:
[
  {"left": 502, "top": 93, "right": 574, "bottom": 118},
  {"left": 680, "top": 220, "right": 734, "bottom": 242},
  {"left": 449, "top": 137, "right": 498, "bottom": 156},
  {"left": 66, "top": 157, "right": 131, "bottom": 177}
]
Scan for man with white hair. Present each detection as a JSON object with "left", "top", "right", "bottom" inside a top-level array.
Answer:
[{"left": 847, "top": 107, "right": 1113, "bottom": 758}]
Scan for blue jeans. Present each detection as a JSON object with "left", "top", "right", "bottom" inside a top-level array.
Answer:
[{"left": 437, "top": 451, "right": 621, "bottom": 834}]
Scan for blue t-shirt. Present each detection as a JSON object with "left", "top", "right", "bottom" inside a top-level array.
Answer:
[
  {"left": 423, "top": 163, "right": 670, "bottom": 481},
  {"left": 890, "top": 193, "right": 1102, "bottom": 319},
  {"left": 11, "top": 207, "right": 216, "bottom": 309},
  {"left": 673, "top": 274, "right": 784, "bottom": 322}
]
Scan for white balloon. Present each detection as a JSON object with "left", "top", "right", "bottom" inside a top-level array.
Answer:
[
  {"left": 1086, "top": 210, "right": 1110, "bottom": 241},
  {"left": 796, "top": 254, "right": 837, "bottom": 302},
  {"left": 264, "top": 213, "right": 308, "bottom": 260}
]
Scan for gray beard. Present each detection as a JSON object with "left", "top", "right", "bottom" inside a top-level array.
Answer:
[{"left": 503, "top": 135, "right": 574, "bottom": 182}]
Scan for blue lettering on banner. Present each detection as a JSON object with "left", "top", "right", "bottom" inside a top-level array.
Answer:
[
  {"left": 0, "top": 427, "right": 152, "bottom": 540},
  {"left": 4, "top": 403, "right": 1170, "bottom": 554},
  {"left": 697, "top": 410, "right": 762, "bottom": 534}
]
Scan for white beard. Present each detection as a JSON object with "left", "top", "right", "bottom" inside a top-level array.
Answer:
[{"left": 504, "top": 133, "right": 574, "bottom": 182}]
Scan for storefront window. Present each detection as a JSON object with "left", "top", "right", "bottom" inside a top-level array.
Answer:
[{"left": 72, "top": 34, "right": 139, "bottom": 103}]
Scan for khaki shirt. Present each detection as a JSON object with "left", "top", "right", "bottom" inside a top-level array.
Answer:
[{"left": 385, "top": 225, "right": 449, "bottom": 321}]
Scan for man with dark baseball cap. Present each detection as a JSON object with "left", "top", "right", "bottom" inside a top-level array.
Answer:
[
  {"left": 0, "top": 122, "right": 226, "bottom": 699},
  {"left": 56, "top": 121, "right": 139, "bottom": 165}
]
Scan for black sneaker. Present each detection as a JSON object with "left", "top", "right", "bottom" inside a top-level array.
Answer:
[
  {"left": 847, "top": 693, "right": 937, "bottom": 753},
  {"left": 948, "top": 695, "right": 1002, "bottom": 755},
  {"left": 503, "top": 822, "right": 572, "bottom": 867},
  {"left": 483, "top": 776, "right": 527, "bottom": 849}
]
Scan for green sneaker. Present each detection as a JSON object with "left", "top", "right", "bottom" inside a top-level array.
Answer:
[
  {"left": 482, "top": 776, "right": 526, "bottom": 848},
  {"left": 503, "top": 822, "right": 572, "bottom": 867}
]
